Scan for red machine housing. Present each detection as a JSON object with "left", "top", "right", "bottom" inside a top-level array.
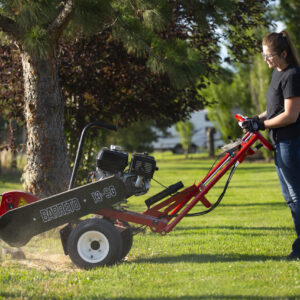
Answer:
[{"left": 0, "top": 191, "right": 39, "bottom": 216}]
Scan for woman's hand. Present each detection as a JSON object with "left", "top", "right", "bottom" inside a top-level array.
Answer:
[{"left": 242, "top": 116, "right": 265, "bottom": 132}]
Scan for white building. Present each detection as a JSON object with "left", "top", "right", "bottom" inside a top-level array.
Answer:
[{"left": 152, "top": 110, "right": 223, "bottom": 153}]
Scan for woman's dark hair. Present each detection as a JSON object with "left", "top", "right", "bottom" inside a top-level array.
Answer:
[{"left": 262, "top": 30, "right": 300, "bottom": 66}]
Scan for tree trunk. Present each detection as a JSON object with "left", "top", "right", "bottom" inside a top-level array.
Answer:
[
  {"left": 206, "top": 127, "right": 216, "bottom": 158},
  {"left": 9, "top": 120, "right": 17, "bottom": 169},
  {"left": 184, "top": 147, "right": 189, "bottom": 159},
  {"left": 21, "top": 51, "right": 70, "bottom": 198}
]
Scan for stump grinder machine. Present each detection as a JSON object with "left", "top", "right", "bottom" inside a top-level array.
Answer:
[{"left": 0, "top": 115, "right": 273, "bottom": 269}]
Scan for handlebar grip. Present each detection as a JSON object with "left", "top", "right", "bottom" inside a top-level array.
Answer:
[
  {"left": 234, "top": 114, "right": 245, "bottom": 122},
  {"left": 145, "top": 181, "right": 184, "bottom": 208}
]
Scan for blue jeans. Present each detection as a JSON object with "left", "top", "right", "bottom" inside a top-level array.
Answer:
[{"left": 275, "top": 137, "right": 300, "bottom": 256}]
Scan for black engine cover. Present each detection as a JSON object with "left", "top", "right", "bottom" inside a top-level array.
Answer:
[
  {"left": 129, "top": 153, "right": 156, "bottom": 179},
  {"left": 97, "top": 149, "right": 128, "bottom": 172}
]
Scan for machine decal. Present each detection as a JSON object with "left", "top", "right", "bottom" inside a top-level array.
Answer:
[
  {"left": 91, "top": 185, "right": 117, "bottom": 204},
  {"left": 40, "top": 197, "right": 81, "bottom": 223}
]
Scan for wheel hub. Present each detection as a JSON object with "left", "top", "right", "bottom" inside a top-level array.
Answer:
[
  {"left": 91, "top": 240, "right": 100, "bottom": 250},
  {"left": 77, "top": 230, "right": 109, "bottom": 263}
]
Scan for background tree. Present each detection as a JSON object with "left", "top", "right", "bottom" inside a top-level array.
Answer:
[
  {"left": 278, "top": 1, "right": 300, "bottom": 52},
  {"left": 58, "top": 31, "right": 204, "bottom": 163},
  {"left": 199, "top": 51, "right": 272, "bottom": 158},
  {"left": 199, "top": 69, "right": 238, "bottom": 141},
  {"left": 0, "top": 0, "right": 270, "bottom": 196},
  {"left": 175, "top": 121, "right": 194, "bottom": 158},
  {"left": 0, "top": 1, "right": 82, "bottom": 197},
  {"left": 108, "top": 120, "right": 157, "bottom": 154}
]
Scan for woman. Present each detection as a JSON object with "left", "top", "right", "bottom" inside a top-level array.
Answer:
[{"left": 242, "top": 30, "right": 300, "bottom": 260}]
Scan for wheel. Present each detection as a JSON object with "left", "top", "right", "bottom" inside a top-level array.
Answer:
[
  {"left": 116, "top": 221, "right": 133, "bottom": 261},
  {"left": 172, "top": 144, "right": 184, "bottom": 154},
  {"left": 188, "top": 144, "right": 197, "bottom": 153},
  {"left": 67, "top": 218, "right": 123, "bottom": 269}
]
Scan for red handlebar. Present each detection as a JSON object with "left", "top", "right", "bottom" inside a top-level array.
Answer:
[
  {"left": 234, "top": 114, "right": 274, "bottom": 151},
  {"left": 234, "top": 114, "right": 245, "bottom": 122}
]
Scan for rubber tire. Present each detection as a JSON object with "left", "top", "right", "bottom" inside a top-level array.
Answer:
[
  {"left": 67, "top": 218, "right": 123, "bottom": 270},
  {"left": 118, "top": 221, "right": 133, "bottom": 261},
  {"left": 172, "top": 144, "right": 184, "bottom": 154},
  {"left": 188, "top": 144, "right": 197, "bottom": 153}
]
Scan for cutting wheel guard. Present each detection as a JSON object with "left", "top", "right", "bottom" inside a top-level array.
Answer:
[
  {"left": 0, "top": 176, "right": 127, "bottom": 247},
  {"left": 99, "top": 115, "right": 274, "bottom": 235}
]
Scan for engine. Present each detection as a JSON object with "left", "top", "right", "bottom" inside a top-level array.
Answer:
[{"left": 93, "top": 145, "right": 157, "bottom": 197}]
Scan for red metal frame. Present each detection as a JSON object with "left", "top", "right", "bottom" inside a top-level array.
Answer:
[
  {"left": 0, "top": 116, "right": 274, "bottom": 236},
  {"left": 98, "top": 122, "right": 274, "bottom": 235}
]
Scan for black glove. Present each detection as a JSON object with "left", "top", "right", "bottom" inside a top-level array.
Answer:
[{"left": 242, "top": 116, "right": 265, "bottom": 132}]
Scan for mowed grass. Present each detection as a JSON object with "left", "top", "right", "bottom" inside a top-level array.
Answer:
[{"left": 0, "top": 152, "right": 300, "bottom": 300}]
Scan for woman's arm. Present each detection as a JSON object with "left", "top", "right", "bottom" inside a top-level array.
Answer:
[
  {"left": 258, "top": 111, "right": 267, "bottom": 120},
  {"left": 264, "top": 97, "right": 300, "bottom": 129}
]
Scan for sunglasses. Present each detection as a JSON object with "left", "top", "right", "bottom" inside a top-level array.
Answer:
[{"left": 261, "top": 52, "right": 278, "bottom": 60}]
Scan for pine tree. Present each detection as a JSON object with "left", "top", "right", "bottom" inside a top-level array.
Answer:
[{"left": 0, "top": 0, "right": 270, "bottom": 196}]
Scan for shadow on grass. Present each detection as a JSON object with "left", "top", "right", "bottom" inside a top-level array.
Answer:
[
  {"left": 200, "top": 184, "right": 279, "bottom": 191},
  {"left": 0, "top": 170, "right": 22, "bottom": 184},
  {"left": 2, "top": 292, "right": 299, "bottom": 300},
  {"left": 132, "top": 253, "right": 284, "bottom": 264},
  {"left": 220, "top": 202, "right": 286, "bottom": 207},
  {"left": 222, "top": 184, "right": 279, "bottom": 190},
  {"left": 174, "top": 225, "right": 294, "bottom": 236},
  {"left": 111, "top": 297, "right": 300, "bottom": 300},
  {"left": 0, "top": 293, "right": 62, "bottom": 300},
  {"left": 236, "top": 165, "right": 275, "bottom": 171},
  {"left": 110, "top": 296, "right": 300, "bottom": 300}
]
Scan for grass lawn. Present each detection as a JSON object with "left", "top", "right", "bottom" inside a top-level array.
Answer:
[{"left": 0, "top": 153, "right": 299, "bottom": 300}]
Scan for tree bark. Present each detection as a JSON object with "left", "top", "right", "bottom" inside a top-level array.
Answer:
[
  {"left": 21, "top": 51, "right": 70, "bottom": 198},
  {"left": 206, "top": 127, "right": 216, "bottom": 158},
  {"left": 184, "top": 147, "right": 189, "bottom": 159}
]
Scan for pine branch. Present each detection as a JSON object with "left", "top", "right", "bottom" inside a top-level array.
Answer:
[
  {"left": 48, "top": 0, "right": 74, "bottom": 42},
  {"left": 0, "top": 14, "right": 20, "bottom": 40}
]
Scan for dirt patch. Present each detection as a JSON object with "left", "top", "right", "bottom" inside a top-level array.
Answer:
[
  {"left": 1, "top": 251, "right": 81, "bottom": 272},
  {"left": 0, "top": 238, "right": 81, "bottom": 272},
  {"left": 17, "top": 253, "right": 80, "bottom": 272}
]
